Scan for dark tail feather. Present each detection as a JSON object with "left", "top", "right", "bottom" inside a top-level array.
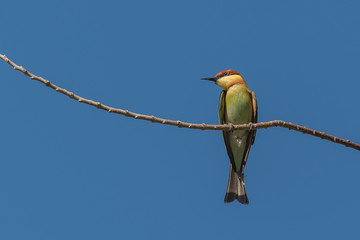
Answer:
[{"left": 224, "top": 165, "right": 249, "bottom": 204}]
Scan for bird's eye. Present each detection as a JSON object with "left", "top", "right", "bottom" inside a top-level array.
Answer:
[{"left": 224, "top": 72, "right": 229, "bottom": 76}]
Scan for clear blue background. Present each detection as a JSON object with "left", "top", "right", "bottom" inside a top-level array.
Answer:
[{"left": 1, "top": 0, "right": 360, "bottom": 239}]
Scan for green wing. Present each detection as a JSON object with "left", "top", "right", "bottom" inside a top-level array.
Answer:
[
  {"left": 250, "top": 90, "right": 258, "bottom": 144},
  {"left": 218, "top": 90, "right": 226, "bottom": 125},
  {"left": 219, "top": 91, "right": 236, "bottom": 169}
]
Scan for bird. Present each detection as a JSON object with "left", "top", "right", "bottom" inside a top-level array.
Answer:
[{"left": 202, "top": 70, "right": 257, "bottom": 204}]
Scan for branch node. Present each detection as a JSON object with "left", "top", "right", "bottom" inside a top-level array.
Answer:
[
  {"left": 201, "top": 123, "right": 206, "bottom": 130},
  {"left": 96, "top": 102, "right": 101, "bottom": 108},
  {"left": 78, "top": 98, "right": 83, "bottom": 103},
  {"left": 108, "top": 109, "right": 112, "bottom": 113},
  {"left": 45, "top": 80, "right": 51, "bottom": 86},
  {"left": 134, "top": 115, "right": 139, "bottom": 119},
  {"left": 124, "top": 110, "right": 130, "bottom": 116},
  {"left": 150, "top": 116, "right": 156, "bottom": 122},
  {"left": 176, "top": 121, "right": 182, "bottom": 127}
]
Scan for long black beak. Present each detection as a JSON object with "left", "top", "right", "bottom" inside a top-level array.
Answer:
[{"left": 201, "top": 77, "right": 217, "bottom": 82}]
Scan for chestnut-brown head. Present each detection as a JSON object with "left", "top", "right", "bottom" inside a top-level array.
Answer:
[{"left": 202, "top": 69, "right": 246, "bottom": 90}]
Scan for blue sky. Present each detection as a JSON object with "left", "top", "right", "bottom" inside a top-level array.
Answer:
[{"left": 1, "top": 0, "right": 360, "bottom": 239}]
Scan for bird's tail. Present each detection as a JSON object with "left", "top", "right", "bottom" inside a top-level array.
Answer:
[{"left": 224, "top": 164, "right": 249, "bottom": 204}]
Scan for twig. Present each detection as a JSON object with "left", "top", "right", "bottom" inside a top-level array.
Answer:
[{"left": 1, "top": 53, "right": 359, "bottom": 151}]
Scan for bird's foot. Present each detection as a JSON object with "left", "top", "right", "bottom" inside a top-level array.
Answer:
[
  {"left": 228, "top": 123, "right": 234, "bottom": 132},
  {"left": 248, "top": 122, "right": 253, "bottom": 131}
]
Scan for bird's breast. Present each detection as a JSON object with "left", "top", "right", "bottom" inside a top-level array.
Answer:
[{"left": 225, "top": 85, "right": 252, "bottom": 124}]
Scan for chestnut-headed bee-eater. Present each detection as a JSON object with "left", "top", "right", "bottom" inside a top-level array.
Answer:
[{"left": 202, "top": 70, "right": 257, "bottom": 204}]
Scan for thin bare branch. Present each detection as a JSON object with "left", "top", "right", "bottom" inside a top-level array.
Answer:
[{"left": 1, "top": 53, "right": 359, "bottom": 151}]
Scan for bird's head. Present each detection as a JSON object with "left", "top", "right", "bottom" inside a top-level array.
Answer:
[{"left": 201, "top": 69, "right": 246, "bottom": 90}]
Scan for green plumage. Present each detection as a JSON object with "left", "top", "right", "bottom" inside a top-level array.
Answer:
[{"left": 219, "top": 84, "right": 257, "bottom": 204}]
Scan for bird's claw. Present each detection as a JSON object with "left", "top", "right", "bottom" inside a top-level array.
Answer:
[
  {"left": 228, "top": 123, "right": 234, "bottom": 132},
  {"left": 249, "top": 122, "right": 253, "bottom": 131}
]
